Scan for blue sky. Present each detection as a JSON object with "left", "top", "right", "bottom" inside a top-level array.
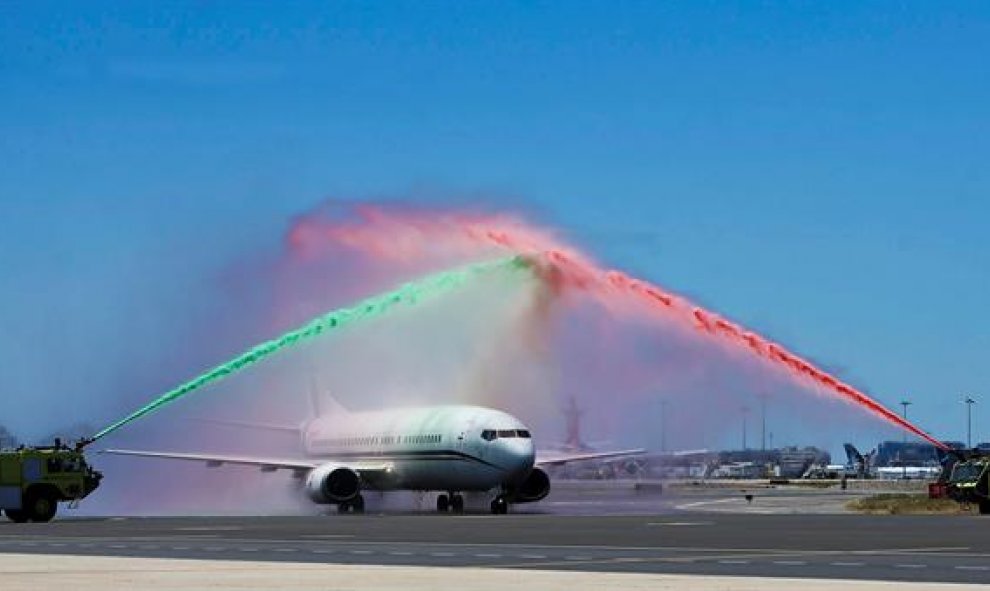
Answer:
[{"left": 1, "top": 2, "right": 988, "bottom": 444}]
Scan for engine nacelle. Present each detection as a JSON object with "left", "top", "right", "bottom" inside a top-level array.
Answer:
[
  {"left": 511, "top": 467, "right": 551, "bottom": 503},
  {"left": 305, "top": 463, "right": 361, "bottom": 504}
]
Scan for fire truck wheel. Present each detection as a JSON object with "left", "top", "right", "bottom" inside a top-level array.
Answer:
[
  {"left": 25, "top": 490, "right": 57, "bottom": 523},
  {"left": 5, "top": 509, "right": 29, "bottom": 523}
]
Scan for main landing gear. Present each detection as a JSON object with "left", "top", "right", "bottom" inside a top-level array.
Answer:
[
  {"left": 436, "top": 492, "right": 464, "bottom": 513},
  {"left": 337, "top": 494, "right": 365, "bottom": 514},
  {"left": 490, "top": 495, "right": 508, "bottom": 515}
]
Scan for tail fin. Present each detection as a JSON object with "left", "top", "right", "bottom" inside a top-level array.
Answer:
[
  {"left": 309, "top": 375, "right": 348, "bottom": 418},
  {"left": 843, "top": 443, "right": 864, "bottom": 466}
]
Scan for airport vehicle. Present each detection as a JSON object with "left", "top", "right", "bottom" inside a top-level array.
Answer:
[
  {"left": 0, "top": 441, "right": 103, "bottom": 522},
  {"left": 105, "top": 403, "right": 642, "bottom": 514},
  {"left": 934, "top": 451, "right": 990, "bottom": 514}
]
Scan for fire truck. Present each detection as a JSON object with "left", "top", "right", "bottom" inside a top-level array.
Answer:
[
  {"left": 0, "top": 440, "right": 102, "bottom": 522},
  {"left": 929, "top": 449, "right": 990, "bottom": 515}
]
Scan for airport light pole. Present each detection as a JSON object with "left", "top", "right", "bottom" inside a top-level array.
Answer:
[
  {"left": 965, "top": 397, "right": 976, "bottom": 448},
  {"left": 761, "top": 395, "right": 768, "bottom": 452},
  {"left": 900, "top": 401, "right": 912, "bottom": 441},
  {"left": 741, "top": 405, "right": 750, "bottom": 450},
  {"left": 900, "top": 400, "right": 912, "bottom": 480},
  {"left": 659, "top": 400, "right": 668, "bottom": 453}
]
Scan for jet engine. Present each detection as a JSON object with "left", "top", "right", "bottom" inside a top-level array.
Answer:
[
  {"left": 511, "top": 467, "right": 551, "bottom": 503},
  {"left": 305, "top": 463, "right": 361, "bottom": 504}
]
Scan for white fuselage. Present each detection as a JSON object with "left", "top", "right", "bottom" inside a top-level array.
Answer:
[{"left": 302, "top": 405, "right": 536, "bottom": 492}]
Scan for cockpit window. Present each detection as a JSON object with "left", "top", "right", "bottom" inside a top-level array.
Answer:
[
  {"left": 516, "top": 430, "right": 531, "bottom": 438},
  {"left": 481, "top": 429, "right": 496, "bottom": 441},
  {"left": 497, "top": 429, "right": 516, "bottom": 438}
]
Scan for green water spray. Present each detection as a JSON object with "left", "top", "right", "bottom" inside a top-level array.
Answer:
[{"left": 90, "top": 256, "right": 531, "bottom": 442}]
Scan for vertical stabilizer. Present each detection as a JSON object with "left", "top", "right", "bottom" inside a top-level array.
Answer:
[{"left": 309, "top": 374, "right": 349, "bottom": 418}]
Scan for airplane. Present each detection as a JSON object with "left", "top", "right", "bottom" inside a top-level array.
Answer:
[{"left": 104, "top": 403, "right": 644, "bottom": 514}]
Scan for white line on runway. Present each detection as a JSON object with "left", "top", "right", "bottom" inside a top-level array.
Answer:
[
  {"left": 955, "top": 565, "right": 990, "bottom": 571},
  {"left": 389, "top": 551, "right": 413, "bottom": 556},
  {"left": 717, "top": 560, "right": 750, "bottom": 565},
  {"left": 772, "top": 560, "right": 807, "bottom": 566},
  {"left": 350, "top": 550, "right": 373, "bottom": 555},
  {"left": 474, "top": 553, "right": 502, "bottom": 558},
  {"left": 430, "top": 552, "right": 455, "bottom": 557},
  {"left": 520, "top": 554, "right": 546, "bottom": 559},
  {"left": 273, "top": 548, "right": 297, "bottom": 553},
  {"left": 830, "top": 562, "right": 864, "bottom": 567}
]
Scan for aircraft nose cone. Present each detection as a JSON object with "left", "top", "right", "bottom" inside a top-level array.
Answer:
[{"left": 500, "top": 438, "right": 535, "bottom": 477}]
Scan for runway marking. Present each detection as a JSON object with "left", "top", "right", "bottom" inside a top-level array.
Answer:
[
  {"left": 388, "top": 551, "right": 413, "bottom": 556},
  {"left": 108, "top": 544, "right": 127, "bottom": 549},
  {"left": 674, "top": 498, "right": 739, "bottom": 510},
  {"left": 772, "top": 560, "right": 807, "bottom": 566},
  {"left": 170, "top": 546, "right": 190, "bottom": 551},
  {"left": 273, "top": 548, "right": 297, "bottom": 553},
  {"left": 239, "top": 548, "right": 259, "bottom": 552},
  {"left": 564, "top": 556, "right": 593, "bottom": 561},
  {"left": 474, "top": 553, "right": 502, "bottom": 558},
  {"left": 174, "top": 526, "right": 243, "bottom": 532},
  {"left": 519, "top": 554, "right": 546, "bottom": 559},
  {"left": 350, "top": 550, "right": 373, "bottom": 555},
  {"left": 831, "top": 562, "right": 865, "bottom": 567},
  {"left": 955, "top": 565, "right": 990, "bottom": 571},
  {"left": 646, "top": 521, "right": 714, "bottom": 527},
  {"left": 203, "top": 546, "right": 226, "bottom": 551},
  {"left": 894, "top": 564, "right": 927, "bottom": 569},
  {"left": 430, "top": 552, "right": 455, "bottom": 557},
  {"left": 717, "top": 560, "right": 750, "bottom": 565},
  {"left": 310, "top": 549, "right": 334, "bottom": 554}
]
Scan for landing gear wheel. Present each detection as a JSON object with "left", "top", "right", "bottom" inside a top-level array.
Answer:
[
  {"left": 352, "top": 494, "right": 365, "bottom": 514},
  {"left": 5, "top": 509, "right": 28, "bottom": 523},
  {"left": 436, "top": 494, "right": 450, "bottom": 512},
  {"left": 25, "top": 490, "right": 57, "bottom": 523},
  {"left": 490, "top": 495, "right": 508, "bottom": 515},
  {"left": 337, "top": 503, "right": 350, "bottom": 514},
  {"left": 451, "top": 494, "right": 464, "bottom": 514}
]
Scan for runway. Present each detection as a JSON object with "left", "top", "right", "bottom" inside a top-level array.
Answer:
[{"left": 2, "top": 512, "right": 988, "bottom": 584}]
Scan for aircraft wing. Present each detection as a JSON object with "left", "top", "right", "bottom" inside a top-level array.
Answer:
[
  {"left": 102, "top": 449, "right": 318, "bottom": 473},
  {"left": 536, "top": 448, "right": 646, "bottom": 467},
  {"left": 102, "top": 448, "right": 396, "bottom": 488}
]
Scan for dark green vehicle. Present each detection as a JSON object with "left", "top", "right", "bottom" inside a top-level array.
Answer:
[
  {"left": 945, "top": 455, "right": 990, "bottom": 515},
  {"left": 0, "top": 442, "right": 102, "bottom": 522}
]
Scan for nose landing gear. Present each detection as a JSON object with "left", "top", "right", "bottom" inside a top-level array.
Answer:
[
  {"left": 490, "top": 495, "right": 508, "bottom": 515},
  {"left": 436, "top": 493, "right": 465, "bottom": 513}
]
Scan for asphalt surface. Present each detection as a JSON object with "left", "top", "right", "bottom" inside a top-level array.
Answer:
[{"left": 2, "top": 489, "right": 988, "bottom": 585}]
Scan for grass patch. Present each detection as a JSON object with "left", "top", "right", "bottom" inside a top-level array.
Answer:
[{"left": 846, "top": 493, "right": 969, "bottom": 515}]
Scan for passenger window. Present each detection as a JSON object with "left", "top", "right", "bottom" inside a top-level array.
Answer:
[
  {"left": 481, "top": 430, "right": 496, "bottom": 441},
  {"left": 517, "top": 430, "right": 531, "bottom": 438}
]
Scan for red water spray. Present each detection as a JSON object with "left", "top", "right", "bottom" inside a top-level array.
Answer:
[{"left": 285, "top": 205, "right": 948, "bottom": 450}]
